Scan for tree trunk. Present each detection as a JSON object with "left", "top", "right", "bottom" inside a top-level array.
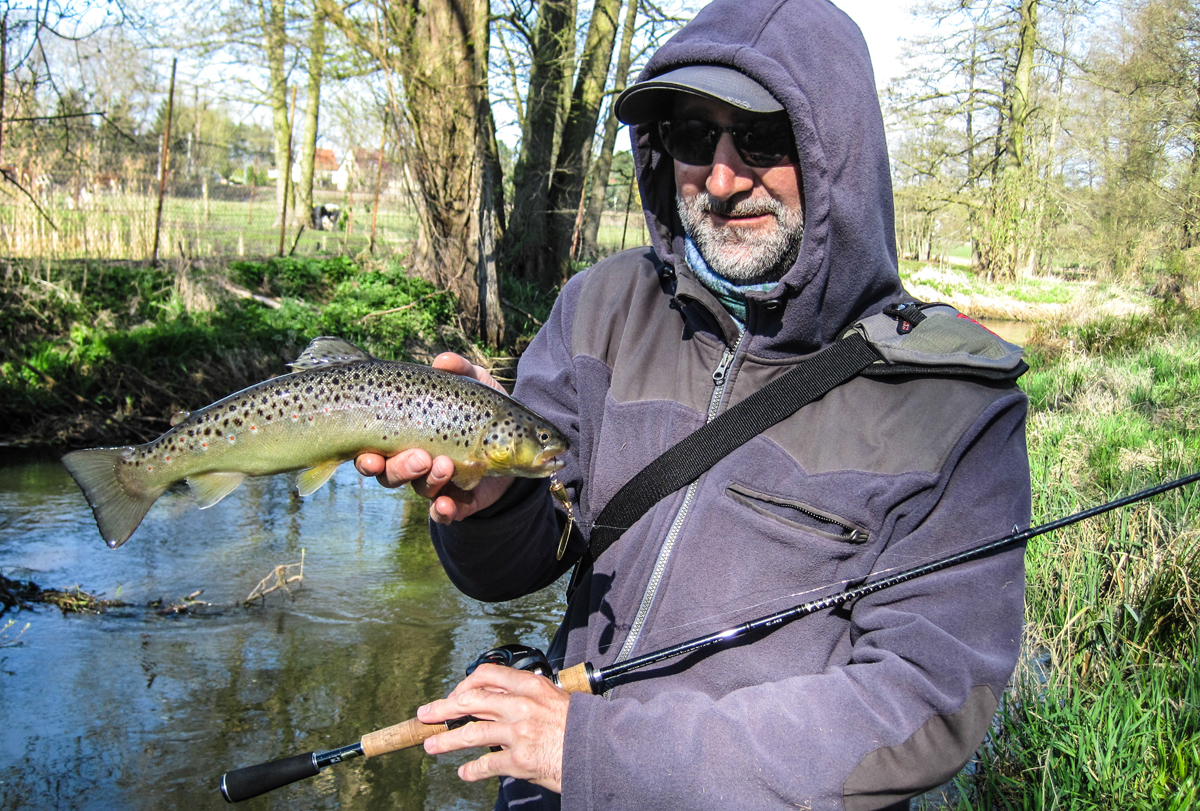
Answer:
[
  {"left": 258, "top": 0, "right": 291, "bottom": 227},
  {"left": 500, "top": 0, "right": 576, "bottom": 288},
  {"left": 982, "top": 0, "right": 1038, "bottom": 281},
  {"left": 581, "top": 0, "right": 638, "bottom": 260},
  {"left": 295, "top": 1, "right": 326, "bottom": 226},
  {"left": 545, "top": 0, "right": 623, "bottom": 285}
]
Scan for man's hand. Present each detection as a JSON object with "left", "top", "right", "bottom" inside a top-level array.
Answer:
[
  {"left": 417, "top": 664, "right": 569, "bottom": 794},
  {"left": 354, "top": 352, "right": 515, "bottom": 523}
]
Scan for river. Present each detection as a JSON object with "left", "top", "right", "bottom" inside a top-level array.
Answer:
[{"left": 0, "top": 449, "right": 565, "bottom": 811}]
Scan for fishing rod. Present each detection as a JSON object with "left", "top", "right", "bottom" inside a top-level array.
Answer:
[{"left": 219, "top": 470, "right": 1200, "bottom": 803}]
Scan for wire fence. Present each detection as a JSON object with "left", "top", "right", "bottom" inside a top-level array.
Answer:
[{"left": 0, "top": 133, "right": 651, "bottom": 264}]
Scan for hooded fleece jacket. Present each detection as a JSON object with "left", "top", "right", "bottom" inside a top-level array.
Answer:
[{"left": 428, "top": 1, "right": 1031, "bottom": 809}]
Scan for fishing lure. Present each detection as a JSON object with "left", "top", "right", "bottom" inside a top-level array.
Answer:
[{"left": 549, "top": 472, "right": 575, "bottom": 560}]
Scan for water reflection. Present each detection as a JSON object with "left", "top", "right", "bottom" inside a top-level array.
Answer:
[
  {"left": 0, "top": 449, "right": 565, "bottom": 810},
  {"left": 973, "top": 317, "right": 1033, "bottom": 345}
]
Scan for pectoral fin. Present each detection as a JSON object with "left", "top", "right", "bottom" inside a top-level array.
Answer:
[
  {"left": 450, "top": 463, "right": 485, "bottom": 491},
  {"left": 297, "top": 460, "right": 342, "bottom": 497},
  {"left": 187, "top": 471, "right": 248, "bottom": 508}
]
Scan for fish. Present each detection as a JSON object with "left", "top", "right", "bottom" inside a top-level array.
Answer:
[{"left": 62, "top": 336, "right": 568, "bottom": 549}]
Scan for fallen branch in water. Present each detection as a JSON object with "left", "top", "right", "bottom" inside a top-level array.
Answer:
[
  {"left": 245, "top": 549, "right": 306, "bottom": 604},
  {"left": 0, "top": 572, "right": 131, "bottom": 615},
  {"left": 1, "top": 618, "right": 30, "bottom": 647}
]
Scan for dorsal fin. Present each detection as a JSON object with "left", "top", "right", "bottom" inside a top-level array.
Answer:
[{"left": 287, "top": 336, "right": 374, "bottom": 371}]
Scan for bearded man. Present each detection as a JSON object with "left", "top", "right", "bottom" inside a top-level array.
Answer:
[{"left": 357, "top": 1, "right": 1031, "bottom": 808}]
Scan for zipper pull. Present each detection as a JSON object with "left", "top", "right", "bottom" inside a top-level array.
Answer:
[{"left": 712, "top": 350, "right": 735, "bottom": 385}]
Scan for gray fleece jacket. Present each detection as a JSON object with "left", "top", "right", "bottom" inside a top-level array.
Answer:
[{"left": 430, "top": 1, "right": 1031, "bottom": 809}]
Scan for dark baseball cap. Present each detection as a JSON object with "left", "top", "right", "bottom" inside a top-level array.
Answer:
[{"left": 615, "top": 65, "right": 784, "bottom": 126}]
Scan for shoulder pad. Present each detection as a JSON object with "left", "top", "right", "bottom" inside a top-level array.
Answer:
[{"left": 850, "top": 303, "right": 1027, "bottom": 381}]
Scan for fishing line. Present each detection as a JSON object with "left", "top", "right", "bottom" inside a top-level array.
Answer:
[{"left": 553, "top": 472, "right": 1200, "bottom": 642}]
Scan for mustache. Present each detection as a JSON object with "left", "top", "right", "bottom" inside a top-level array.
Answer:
[{"left": 696, "top": 194, "right": 785, "bottom": 219}]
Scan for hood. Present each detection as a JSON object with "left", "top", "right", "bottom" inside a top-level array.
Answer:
[{"left": 631, "top": 0, "right": 906, "bottom": 356}]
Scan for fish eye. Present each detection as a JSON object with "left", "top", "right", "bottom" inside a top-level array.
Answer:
[{"left": 538, "top": 430, "right": 551, "bottom": 443}]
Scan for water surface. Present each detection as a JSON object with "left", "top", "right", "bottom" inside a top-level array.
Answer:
[{"left": 0, "top": 449, "right": 564, "bottom": 811}]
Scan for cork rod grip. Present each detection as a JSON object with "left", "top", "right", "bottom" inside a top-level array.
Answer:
[
  {"left": 361, "top": 718, "right": 449, "bottom": 757},
  {"left": 555, "top": 662, "right": 596, "bottom": 695}
]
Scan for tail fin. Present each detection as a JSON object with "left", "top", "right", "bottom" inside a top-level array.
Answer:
[{"left": 61, "top": 448, "right": 162, "bottom": 549}]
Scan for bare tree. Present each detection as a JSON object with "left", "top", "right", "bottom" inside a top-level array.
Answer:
[
  {"left": 324, "top": 0, "right": 503, "bottom": 343},
  {"left": 294, "top": 0, "right": 326, "bottom": 224},
  {"left": 579, "top": 0, "right": 639, "bottom": 260}
]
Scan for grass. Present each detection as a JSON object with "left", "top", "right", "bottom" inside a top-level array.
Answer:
[
  {"left": 0, "top": 254, "right": 461, "bottom": 445},
  {"left": 0, "top": 189, "right": 424, "bottom": 261},
  {"left": 917, "top": 295, "right": 1200, "bottom": 809},
  {"left": 0, "top": 190, "right": 651, "bottom": 263}
]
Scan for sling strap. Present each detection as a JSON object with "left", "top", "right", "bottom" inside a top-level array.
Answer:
[{"left": 577, "top": 330, "right": 881, "bottom": 575}]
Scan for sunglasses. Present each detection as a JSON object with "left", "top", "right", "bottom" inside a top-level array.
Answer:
[{"left": 656, "top": 117, "right": 797, "bottom": 168}]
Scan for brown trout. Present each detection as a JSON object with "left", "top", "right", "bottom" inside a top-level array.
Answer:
[{"left": 62, "top": 336, "right": 567, "bottom": 548}]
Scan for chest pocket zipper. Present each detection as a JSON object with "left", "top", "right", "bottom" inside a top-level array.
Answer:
[{"left": 726, "top": 482, "right": 870, "bottom": 544}]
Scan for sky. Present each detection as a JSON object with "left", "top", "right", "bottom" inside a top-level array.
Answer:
[{"left": 830, "top": 0, "right": 921, "bottom": 91}]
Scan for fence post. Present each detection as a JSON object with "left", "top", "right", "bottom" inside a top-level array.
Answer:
[{"left": 152, "top": 58, "right": 177, "bottom": 264}]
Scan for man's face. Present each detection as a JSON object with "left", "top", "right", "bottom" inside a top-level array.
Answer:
[{"left": 670, "top": 96, "right": 804, "bottom": 284}]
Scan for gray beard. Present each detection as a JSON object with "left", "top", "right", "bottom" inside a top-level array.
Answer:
[{"left": 676, "top": 192, "right": 804, "bottom": 283}]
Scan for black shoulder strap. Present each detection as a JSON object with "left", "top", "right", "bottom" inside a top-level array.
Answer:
[{"left": 576, "top": 331, "right": 880, "bottom": 576}]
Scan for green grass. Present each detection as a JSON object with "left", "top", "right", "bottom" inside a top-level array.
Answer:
[
  {"left": 0, "top": 255, "right": 458, "bottom": 445},
  {"left": 922, "top": 303, "right": 1200, "bottom": 809},
  {"left": 899, "top": 264, "right": 1099, "bottom": 306}
]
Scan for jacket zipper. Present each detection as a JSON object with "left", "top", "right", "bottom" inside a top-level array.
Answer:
[{"left": 611, "top": 330, "right": 744, "bottom": 673}]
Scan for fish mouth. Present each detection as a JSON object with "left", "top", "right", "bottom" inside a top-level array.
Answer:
[{"left": 533, "top": 443, "right": 568, "bottom": 470}]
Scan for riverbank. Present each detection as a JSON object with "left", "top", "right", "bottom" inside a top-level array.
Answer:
[
  {"left": 0, "top": 255, "right": 553, "bottom": 447},
  {"left": 906, "top": 267, "right": 1200, "bottom": 807},
  {"left": 900, "top": 262, "right": 1156, "bottom": 327}
]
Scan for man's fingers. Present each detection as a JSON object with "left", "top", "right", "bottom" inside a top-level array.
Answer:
[
  {"left": 417, "top": 666, "right": 568, "bottom": 792},
  {"left": 432, "top": 352, "right": 504, "bottom": 392}
]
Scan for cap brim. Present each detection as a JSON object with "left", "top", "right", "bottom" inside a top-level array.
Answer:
[{"left": 616, "top": 65, "right": 783, "bottom": 126}]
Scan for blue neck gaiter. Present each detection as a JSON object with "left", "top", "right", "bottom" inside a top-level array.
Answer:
[{"left": 684, "top": 236, "right": 777, "bottom": 326}]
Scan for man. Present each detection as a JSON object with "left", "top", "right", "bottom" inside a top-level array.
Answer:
[{"left": 356, "top": 0, "right": 1030, "bottom": 808}]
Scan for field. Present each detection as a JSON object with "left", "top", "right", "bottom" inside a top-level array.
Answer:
[{"left": 0, "top": 186, "right": 652, "bottom": 262}]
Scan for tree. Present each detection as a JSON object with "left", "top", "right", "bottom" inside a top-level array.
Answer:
[
  {"left": 497, "top": 0, "right": 578, "bottom": 289},
  {"left": 294, "top": 0, "right": 327, "bottom": 223},
  {"left": 542, "top": 0, "right": 623, "bottom": 282},
  {"left": 579, "top": 0, "right": 639, "bottom": 260},
  {"left": 324, "top": 0, "right": 503, "bottom": 344},
  {"left": 890, "top": 0, "right": 1090, "bottom": 279}
]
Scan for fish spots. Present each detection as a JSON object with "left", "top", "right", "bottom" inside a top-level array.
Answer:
[
  {"left": 292, "top": 413, "right": 299, "bottom": 421},
  {"left": 250, "top": 425, "right": 258, "bottom": 433},
  {"left": 228, "top": 435, "right": 236, "bottom": 444}
]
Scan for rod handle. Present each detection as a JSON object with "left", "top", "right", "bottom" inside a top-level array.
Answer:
[
  {"left": 356, "top": 663, "right": 598, "bottom": 761},
  {"left": 361, "top": 717, "right": 450, "bottom": 757},
  {"left": 220, "top": 752, "right": 319, "bottom": 803},
  {"left": 556, "top": 662, "right": 598, "bottom": 694}
]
